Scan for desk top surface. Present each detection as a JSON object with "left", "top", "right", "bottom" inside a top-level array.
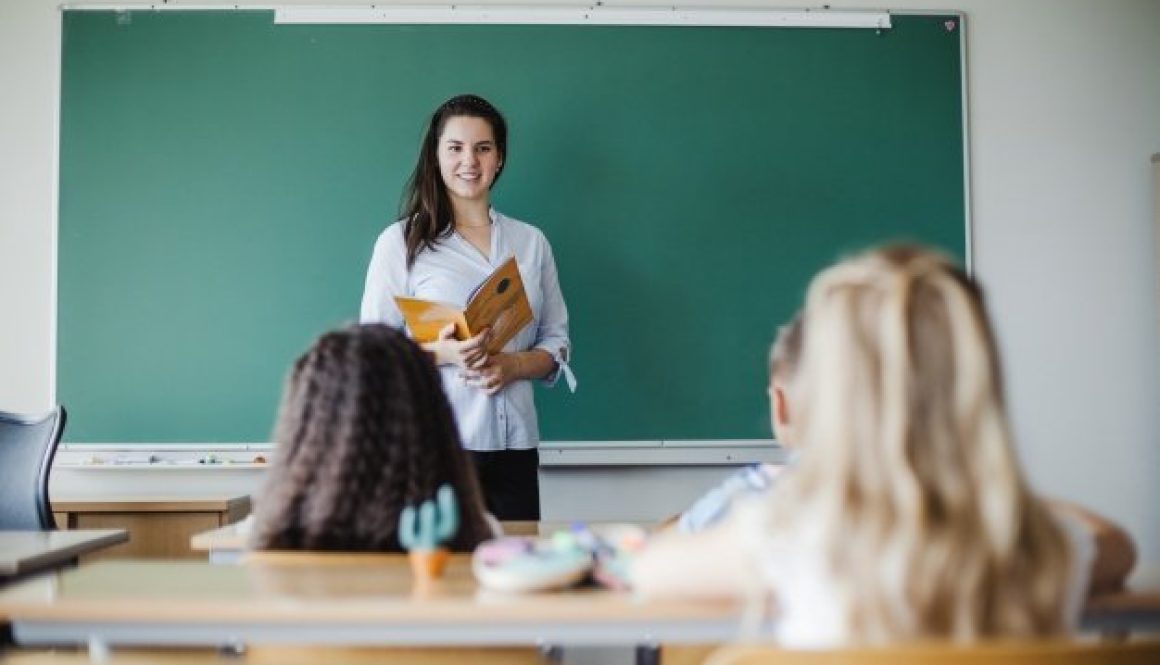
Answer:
[
  {"left": 53, "top": 495, "right": 251, "bottom": 513},
  {"left": 0, "top": 556, "right": 736, "bottom": 625},
  {"left": 0, "top": 530, "right": 128, "bottom": 576},
  {"left": 1, "top": 556, "right": 1157, "bottom": 647},
  {"left": 8, "top": 556, "right": 1154, "bottom": 621}
]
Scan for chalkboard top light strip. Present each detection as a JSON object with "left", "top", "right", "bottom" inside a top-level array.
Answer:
[
  {"left": 274, "top": 5, "right": 892, "bottom": 28},
  {"left": 57, "top": 4, "right": 892, "bottom": 30}
]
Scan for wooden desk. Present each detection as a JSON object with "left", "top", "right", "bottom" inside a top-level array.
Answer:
[
  {"left": 0, "top": 557, "right": 1155, "bottom": 653},
  {"left": 53, "top": 496, "right": 250, "bottom": 561},
  {"left": 0, "top": 557, "right": 743, "bottom": 648},
  {"left": 0, "top": 530, "right": 127, "bottom": 582}
]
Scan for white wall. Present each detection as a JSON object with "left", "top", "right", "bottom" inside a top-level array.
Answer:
[
  {"left": 0, "top": 0, "right": 60, "bottom": 413},
  {"left": 3, "top": 0, "right": 1159, "bottom": 581}
]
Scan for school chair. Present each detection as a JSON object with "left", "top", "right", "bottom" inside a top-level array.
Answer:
[
  {"left": 700, "top": 639, "right": 1160, "bottom": 665},
  {"left": 0, "top": 405, "right": 66, "bottom": 529}
]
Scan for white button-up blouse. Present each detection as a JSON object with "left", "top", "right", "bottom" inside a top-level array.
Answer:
[{"left": 360, "top": 209, "right": 574, "bottom": 451}]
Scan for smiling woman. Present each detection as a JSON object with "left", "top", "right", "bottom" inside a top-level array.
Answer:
[{"left": 360, "top": 94, "right": 575, "bottom": 521}]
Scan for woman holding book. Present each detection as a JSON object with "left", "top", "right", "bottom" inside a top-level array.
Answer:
[{"left": 360, "top": 94, "right": 574, "bottom": 521}]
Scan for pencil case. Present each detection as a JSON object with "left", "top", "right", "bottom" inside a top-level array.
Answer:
[{"left": 471, "top": 523, "right": 646, "bottom": 593}]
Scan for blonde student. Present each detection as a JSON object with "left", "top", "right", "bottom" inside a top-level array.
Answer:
[
  {"left": 632, "top": 245, "right": 1136, "bottom": 646},
  {"left": 251, "top": 324, "right": 496, "bottom": 553},
  {"left": 674, "top": 313, "right": 803, "bottom": 533}
]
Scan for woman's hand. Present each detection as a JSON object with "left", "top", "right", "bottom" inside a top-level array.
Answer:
[
  {"left": 463, "top": 353, "right": 523, "bottom": 396},
  {"left": 422, "top": 323, "right": 490, "bottom": 369}
]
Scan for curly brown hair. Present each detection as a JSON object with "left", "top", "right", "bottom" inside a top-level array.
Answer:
[{"left": 251, "top": 324, "right": 493, "bottom": 552}]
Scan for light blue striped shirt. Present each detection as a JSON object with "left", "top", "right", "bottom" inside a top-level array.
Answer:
[
  {"left": 360, "top": 209, "right": 574, "bottom": 451},
  {"left": 676, "top": 463, "right": 778, "bottom": 533}
]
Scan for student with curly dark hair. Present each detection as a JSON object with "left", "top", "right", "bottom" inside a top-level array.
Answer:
[{"left": 251, "top": 323, "right": 495, "bottom": 552}]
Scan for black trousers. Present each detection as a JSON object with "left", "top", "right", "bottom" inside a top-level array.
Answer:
[{"left": 468, "top": 448, "right": 540, "bottom": 521}]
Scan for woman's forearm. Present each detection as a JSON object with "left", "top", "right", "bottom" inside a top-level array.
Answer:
[{"left": 511, "top": 349, "right": 557, "bottom": 381}]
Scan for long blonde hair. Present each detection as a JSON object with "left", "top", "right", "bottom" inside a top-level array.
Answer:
[{"left": 767, "top": 245, "right": 1072, "bottom": 642}]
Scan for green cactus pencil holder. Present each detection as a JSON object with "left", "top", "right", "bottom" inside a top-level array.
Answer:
[{"left": 399, "top": 484, "right": 459, "bottom": 579}]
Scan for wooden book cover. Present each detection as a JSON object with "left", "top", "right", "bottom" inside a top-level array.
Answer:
[{"left": 394, "top": 256, "right": 533, "bottom": 355}]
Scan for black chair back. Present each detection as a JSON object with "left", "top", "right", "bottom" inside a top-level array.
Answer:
[{"left": 0, "top": 406, "right": 66, "bottom": 529}]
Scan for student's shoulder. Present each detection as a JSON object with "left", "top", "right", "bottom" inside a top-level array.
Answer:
[
  {"left": 1049, "top": 504, "right": 1099, "bottom": 568},
  {"left": 676, "top": 464, "right": 775, "bottom": 534}
]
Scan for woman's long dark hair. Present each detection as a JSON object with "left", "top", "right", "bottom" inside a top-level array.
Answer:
[
  {"left": 251, "top": 324, "right": 493, "bottom": 552},
  {"left": 400, "top": 94, "right": 508, "bottom": 267}
]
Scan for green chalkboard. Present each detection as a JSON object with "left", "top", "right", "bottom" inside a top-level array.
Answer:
[{"left": 59, "top": 11, "right": 966, "bottom": 443}]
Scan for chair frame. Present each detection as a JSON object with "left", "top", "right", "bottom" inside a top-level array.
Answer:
[{"left": 0, "top": 405, "right": 66, "bottom": 529}]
